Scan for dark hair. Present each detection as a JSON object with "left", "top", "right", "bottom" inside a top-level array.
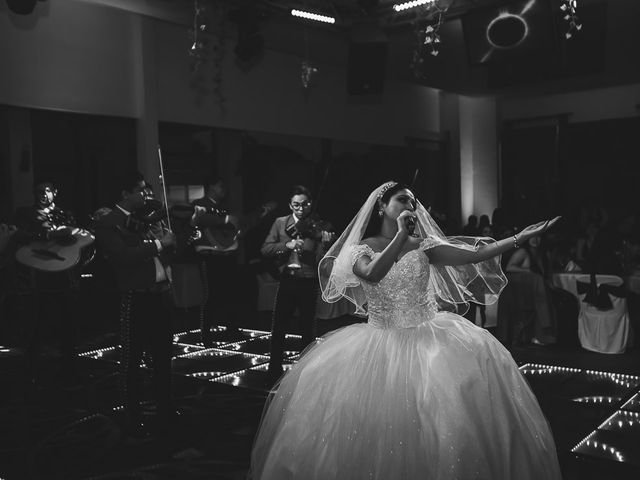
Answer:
[
  {"left": 33, "top": 181, "right": 54, "bottom": 194},
  {"left": 116, "top": 170, "right": 144, "bottom": 195},
  {"left": 203, "top": 174, "right": 223, "bottom": 190},
  {"left": 363, "top": 182, "right": 411, "bottom": 238},
  {"left": 478, "top": 215, "right": 491, "bottom": 230},
  {"left": 289, "top": 185, "right": 312, "bottom": 202}
]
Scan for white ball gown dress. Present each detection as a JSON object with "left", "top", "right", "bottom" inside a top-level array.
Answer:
[{"left": 250, "top": 242, "right": 562, "bottom": 480}]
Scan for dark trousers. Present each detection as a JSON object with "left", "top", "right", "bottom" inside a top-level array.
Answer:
[
  {"left": 268, "top": 275, "right": 318, "bottom": 372},
  {"left": 19, "top": 289, "right": 78, "bottom": 381},
  {"left": 120, "top": 289, "right": 173, "bottom": 426},
  {"left": 200, "top": 253, "right": 238, "bottom": 337}
]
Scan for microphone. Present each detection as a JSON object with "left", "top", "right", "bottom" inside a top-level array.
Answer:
[{"left": 405, "top": 216, "right": 416, "bottom": 234}]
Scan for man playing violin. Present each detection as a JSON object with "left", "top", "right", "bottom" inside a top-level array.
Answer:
[
  {"left": 261, "top": 185, "right": 334, "bottom": 378},
  {"left": 12, "top": 181, "right": 82, "bottom": 385},
  {"left": 94, "top": 171, "right": 176, "bottom": 437}
]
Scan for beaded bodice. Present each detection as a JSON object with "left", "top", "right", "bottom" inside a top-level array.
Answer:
[{"left": 351, "top": 242, "right": 438, "bottom": 329}]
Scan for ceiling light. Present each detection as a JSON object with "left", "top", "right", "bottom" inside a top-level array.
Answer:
[
  {"left": 393, "top": 0, "right": 435, "bottom": 12},
  {"left": 291, "top": 9, "right": 336, "bottom": 24}
]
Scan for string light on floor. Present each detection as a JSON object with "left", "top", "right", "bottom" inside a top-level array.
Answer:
[
  {"left": 188, "top": 371, "right": 226, "bottom": 379},
  {"left": 519, "top": 363, "right": 581, "bottom": 375},
  {"left": 239, "top": 328, "right": 271, "bottom": 337},
  {"left": 621, "top": 392, "right": 640, "bottom": 410},
  {"left": 251, "top": 363, "right": 293, "bottom": 372},
  {"left": 560, "top": 0, "right": 581, "bottom": 39},
  {"left": 582, "top": 439, "right": 625, "bottom": 462},
  {"left": 585, "top": 370, "right": 640, "bottom": 389},
  {"left": 176, "top": 348, "right": 234, "bottom": 359},
  {"left": 79, "top": 346, "right": 119, "bottom": 359},
  {"left": 601, "top": 410, "right": 640, "bottom": 431},
  {"left": 572, "top": 396, "right": 621, "bottom": 404}
]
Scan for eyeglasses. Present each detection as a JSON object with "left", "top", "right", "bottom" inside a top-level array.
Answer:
[{"left": 290, "top": 201, "right": 310, "bottom": 209}]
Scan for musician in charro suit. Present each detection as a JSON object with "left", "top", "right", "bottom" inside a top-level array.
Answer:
[
  {"left": 94, "top": 171, "right": 176, "bottom": 435},
  {"left": 12, "top": 181, "right": 81, "bottom": 384},
  {"left": 191, "top": 176, "right": 241, "bottom": 345},
  {"left": 261, "top": 185, "right": 334, "bottom": 377}
]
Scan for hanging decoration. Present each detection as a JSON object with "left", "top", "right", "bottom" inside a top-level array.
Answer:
[
  {"left": 410, "top": 1, "right": 448, "bottom": 78},
  {"left": 187, "top": 0, "right": 227, "bottom": 112},
  {"left": 560, "top": 0, "right": 581, "bottom": 39},
  {"left": 210, "top": 0, "right": 228, "bottom": 112},
  {"left": 301, "top": 61, "right": 319, "bottom": 89},
  {"left": 301, "top": 28, "right": 319, "bottom": 90},
  {"left": 188, "top": 0, "right": 208, "bottom": 71}
]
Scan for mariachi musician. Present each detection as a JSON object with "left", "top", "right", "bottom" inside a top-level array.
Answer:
[
  {"left": 94, "top": 170, "right": 176, "bottom": 436},
  {"left": 260, "top": 184, "right": 335, "bottom": 378},
  {"left": 190, "top": 176, "right": 243, "bottom": 345},
  {"left": 12, "top": 181, "right": 87, "bottom": 385}
]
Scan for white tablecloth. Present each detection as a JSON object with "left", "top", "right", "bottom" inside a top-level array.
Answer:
[
  {"left": 553, "top": 272, "right": 640, "bottom": 296},
  {"left": 552, "top": 273, "right": 632, "bottom": 353}
]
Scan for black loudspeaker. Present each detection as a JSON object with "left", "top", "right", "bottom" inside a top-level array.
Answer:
[
  {"left": 6, "top": 0, "right": 38, "bottom": 15},
  {"left": 347, "top": 41, "right": 388, "bottom": 95}
]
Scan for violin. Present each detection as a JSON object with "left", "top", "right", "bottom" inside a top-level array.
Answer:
[
  {"left": 169, "top": 204, "right": 228, "bottom": 220},
  {"left": 125, "top": 188, "right": 171, "bottom": 241}
]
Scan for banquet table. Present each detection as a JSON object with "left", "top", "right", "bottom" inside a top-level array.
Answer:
[{"left": 552, "top": 272, "right": 640, "bottom": 297}]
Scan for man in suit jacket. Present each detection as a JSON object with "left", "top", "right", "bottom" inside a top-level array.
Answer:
[
  {"left": 190, "top": 177, "right": 241, "bottom": 345},
  {"left": 261, "top": 185, "right": 333, "bottom": 377},
  {"left": 94, "top": 171, "right": 176, "bottom": 436},
  {"left": 12, "top": 182, "right": 81, "bottom": 385}
]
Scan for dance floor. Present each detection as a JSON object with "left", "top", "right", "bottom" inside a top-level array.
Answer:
[{"left": 1, "top": 324, "right": 639, "bottom": 479}]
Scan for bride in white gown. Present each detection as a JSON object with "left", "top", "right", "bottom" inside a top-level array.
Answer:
[{"left": 250, "top": 181, "right": 562, "bottom": 480}]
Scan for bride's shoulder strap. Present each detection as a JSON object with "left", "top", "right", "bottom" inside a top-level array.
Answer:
[
  {"left": 419, "top": 234, "right": 444, "bottom": 251},
  {"left": 351, "top": 243, "right": 376, "bottom": 266}
]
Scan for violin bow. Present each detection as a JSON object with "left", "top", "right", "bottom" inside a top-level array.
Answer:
[
  {"left": 157, "top": 145, "right": 173, "bottom": 233},
  {"left": 410, "top": 168, "right": 419, "bottom": 189}
]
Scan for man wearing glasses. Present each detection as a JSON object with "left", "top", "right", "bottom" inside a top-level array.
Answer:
[{"left": 261, "top": 185, "right": 333, "bottom": 378}]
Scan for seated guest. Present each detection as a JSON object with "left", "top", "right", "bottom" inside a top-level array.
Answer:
[
  {"left": 575, "top": 221, "right": 599, "bottom": 271},
  {"left": 461, "top": 215, "right": 478, "bottom": 236},
  {"left": 478, "top": 214, "right": 491, "bottom": 235},
  {"left": 504, "top": 235, "right": 556, "bottom": 345}
]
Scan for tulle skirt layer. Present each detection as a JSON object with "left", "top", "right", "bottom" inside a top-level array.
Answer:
[{"left": 250, "top": 313, "right": 562, "bottom": 480}]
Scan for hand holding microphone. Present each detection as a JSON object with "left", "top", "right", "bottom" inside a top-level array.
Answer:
[{"left": 397, "top": 210, "right": 417, "bottom": 236}]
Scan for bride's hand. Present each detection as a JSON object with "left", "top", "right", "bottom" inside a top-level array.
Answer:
[
  {"left": 397, "top": 210, "right": 417, "bottom": 237},
  {"left": 518, "top": 216, "right": 561, "bottom": 243}
]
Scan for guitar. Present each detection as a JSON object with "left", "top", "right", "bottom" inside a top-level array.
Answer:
[
  {"left": 194, "top": 201, "right": 277, "bottom": 254},
  {"left": 15, "top": 228, "right": 95, "bottom": 272}
]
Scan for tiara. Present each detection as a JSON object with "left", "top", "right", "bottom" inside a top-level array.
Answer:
[{"left": 377, "top": 181, "right": 397, "bottom": 200}]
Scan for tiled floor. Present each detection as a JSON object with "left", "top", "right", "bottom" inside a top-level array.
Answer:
[
  {"left": 79, "top": 326, "right": 640, "bottom": 476},
  {"left": 1, "top": 323, "right": 639, "bottom": 479}
]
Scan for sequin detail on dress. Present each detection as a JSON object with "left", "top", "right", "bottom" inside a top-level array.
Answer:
[{"left": 351, "top": 242, "right": 438, "bottom": 329}]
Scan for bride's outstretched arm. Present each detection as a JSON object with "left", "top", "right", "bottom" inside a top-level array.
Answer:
[{"left": 428, "top": 216, "right": 561, "bottom": 267}]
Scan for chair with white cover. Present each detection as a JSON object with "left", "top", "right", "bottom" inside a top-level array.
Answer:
[{"left": 576, "top": 274, "right": 632, "bottom": 354}]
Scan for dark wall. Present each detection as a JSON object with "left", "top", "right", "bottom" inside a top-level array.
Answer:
[
  {"left": 500, "top": 115, "right": 640, "bottom": 226},
  {"left": 31, "top": 110, "right": 137, "bottom": 226}
]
